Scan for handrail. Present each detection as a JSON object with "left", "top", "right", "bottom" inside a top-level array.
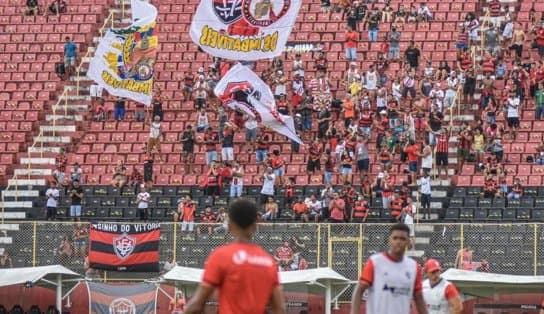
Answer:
[
  {"left": 76, "top": 11, "right": 115, "bottom": 98},
  {"left": 1, "top": 174, "right": 17, "bottom": 224},
  {"left": 27, "top": 129, "right": 44, "bottom": 180}
]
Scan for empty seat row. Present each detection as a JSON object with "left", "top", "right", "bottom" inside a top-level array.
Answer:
[{"left": 445, "top": 208, "right": 544, "bottom": 221}]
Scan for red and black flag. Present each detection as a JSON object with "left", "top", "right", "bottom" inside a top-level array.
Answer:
[
  {"left": 87, "top": 282, "right": 157, "bottom": 314},
  {"left": 89, "top": 223, "right": 160, "bottom": 272}
]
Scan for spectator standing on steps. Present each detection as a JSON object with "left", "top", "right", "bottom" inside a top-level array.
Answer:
[
  {"left": 113, "top": 97, "right": 126, "bottom": 121},
  {"left": 63, "top": 36, "right": 77, "bottom": 75},
  {"left": 260, "top": 167, "right": 276, "bottom": 207},
  {"left": 419, "top": 171, "right": 432, "bottom": 220},
  {"left": 45, "top": 181, "right": 59, "bottom": 220},
  {"left": 221, "top": 123, "right": 236, "bottom": 162},
  {"left": 68, "top": 180, "right": 83, "bottom": 221},
  {"left": 146, "top": 115, "right": 163, "bottom": 160},
  {"left": 136, "top": 186, "right": 150, "bottom": 220},
  {"left": 345, "top": 25, "right": 358, "bottom": 61},
  {"left": 387, "top": 27, "right": 401, "bottom": 61}
]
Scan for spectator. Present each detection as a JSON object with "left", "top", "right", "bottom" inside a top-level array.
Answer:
[
  {"left": 434, "top": 127, "right": 450, "bottom": 179},
  {"left": 68, "top": 180, "right": 83, "bottom": 221},
  {"left": 54, "top": 148, "right": 67, "bottom": 188},
  {"left": 146, "top": 115, "right": 163, "bottom": 158},
  {"left": 143, "top": 152, "right": 154, "bottom": 187},
  {"left": 0, "top": 250, "right": 13, "bottom": 268},
  {"left": 465, "top": 13, "right": 479, "bottom": 45},
  {"left": 72, "top": 223, "right": 88, "bottom": 258},
  {"left": 255, "top": 131, "right": 270, "bottom": 171},
  {"left": 407, "top": 4, "right": 417, "bottom": 23},
  {"left": 537, "top": 83, "right": 544, "bottom": 120},
  {"left": 476, "top": 259, "right": 490, "bottom": 273},
  {"left": 230, "top": 161, "right": 244, "bottom": 199},
  {"left": 403, "top": 139, "right": 420, "bottom": 184},
  {"left": 328, "top": 193, "right": 345, "bottom": 222},
  {"left": 57, "top": 236, "right": 73, "bottom": 262},
  {"left": 340, "top": 150, "right": 353, "bottom": 183},
  {"left": 45, "top": 181, "right": 59, "bottom": 220},
  {"left": 404, "top": 41, "right": 420, "bottom": 70},
  {"left": 305, "top": 195, "right": 322, "bottom": 222},
  {"left": 221, "top": 123, "right": 236, "bottom": 162},
  {"left": 274, "top": 242, "right": 296, "bottom": 271},
  {"left": 180, "top": 125, "right": 195, "bottom": 174},
  {"left": 271, "top": 149, "right": 285, "bottom": 186},
  {"left": 456, "top": 124, "right": 473, "bottom": 174},
  {"left": 509, "top": 22, "right": 525, "bottom": 60},
  {"left": 355, "top": 135, "right": 370, "bottom": 179},
  {"left": 260, "top": 167, "right": 276, "bottom": 206},
  {"left": 345, "top": 25, "right": 358, "bottom": 61},
  {"left": 389, "top": 190, "right": 404, "bottom": 222},
  {"left": 45, "top": 0, "right": 65, "bottom": 16},
  {"left": 203, "top": 127, "right": 219, "bottom": 165},
  {"left": 169, "top": 291, "right": 186, "bottom": 314},
  {"left": 536, "top": 22, "right": 544, "bottom": 58},
  {"left": 195, "top": 108, "right": 209, "bottom": 132},
  {"left": 455, "top": 27, "right": 469, "bottom": 59},
  {"left": 94, "top": 99, "right": 107, "bottom": 121},
  {"left": 23, "top": 0, "right": 39, "bottom": 16},
  {"left": 416, "top": 2, "right": 432, "bottom": 22},
  {"left": 216, "top": 107, "right": 228, "bottom": 140},
  {"left": 381, "top": 171, "right": 395, "bottom": 209},
  {"left": 444, "top": 71, "right": 459, "bottom": 110},
  {"left": 482, "top": 174, "right": 499, "bottom": 198},
  {"left": 381, "top": 2, "right": 393, "bottom": 23},
  {"left": 198, "top": 207, "right": 216, "bottom": 235},
  {"left": 366, "top": 7, "right": 381, "bottom": 42},
  {"left": 401, "top": 71, "right": 417, "bottom": 102},
  {"left": 394, "top": 3, "right": 407, "bottom": 28},
  {"left": 180, "top": 197, "right": 196, "bottom": 233},
  {"left": 204, "top": 162, "right": 220, "bottom": 197},
  {"left": 506, "top": 90, "right": 520, "bottom": 140},
  {"left": 113, "top": 97, "right": 126, "bottom": 121},
  {"left": 243, "top": 117, "right": 258, "bottom": 153},
  {"left": 419, "top": 171, "right": 432, "bottom": 219},
  {"left": 507, "top": 178, "right": 523, "bottom": 200},
  {"left": 351, "top": 195, "right": 369, "bottom": 222},
  {"left": 262, "top": 196, "right": 279, "bottom": 221},
  {"left": 323, "top": 149, "right": 335, "bottom": 185},
  {"left": 463, "top": 69, "right": 476, "bottom": 108},
  {"left": 454, "top": 245, "right": 473, "bottom": 269},
  {"left": 193, "top": 75, "right": 208, "bottom": 109},
  {"left": 290, "top": 198, "right": 308, "bottom": 222},
  {"left": 111, "top": 159, "right": 127, "bottom": 188},
  {"left": 63, "top": 36, "right": 76, "bottom": 77},
  {"left": 128, "top": 166, "right": 143, "bottom": 193},
  {"left": 152, "top": 90, "right": 165, "bottom": 121},
  {"left": 401, "top": 198, "right": 416, "bottom": 249},
  {"left": 136, "top": 186, "right": 151, "bottom": 220},
  {"left": 485, "top": 27, "right": 500, "bottom": 55},
  {"left": 182, "top": 71, "right": 195, "bottom": 101},
  {"left": 307, "top": 140, "right": 322, "bottom": 175}
]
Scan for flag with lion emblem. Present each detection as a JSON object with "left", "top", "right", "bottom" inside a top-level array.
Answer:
[
  {"left": 87, "top": 0, "right": 158, "bottom": 105},
  {"left": 87, "top": 282, "right": 158, "bottom": 314},
  {"left": 190, "top": 0, "right": 301, "bottom": 60},
  {"left": 88, "top": 223, "right": 160, "bottom": 272}
]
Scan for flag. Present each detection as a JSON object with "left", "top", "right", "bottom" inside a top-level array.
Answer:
[
  {"left": 214, "top": 64, "right": 303, "bottom": 143},
  {"left": 87, "top": 0, "right": 158, "bottom": 105},
  {"left": 88, "top": 223, "right": 160, "bottom": 272},
  {"left": 87, "top": 282, "right": 157, "bottom": 314},
  {"left": 190, "top": 0, "right": 301, "bottom": 61}
]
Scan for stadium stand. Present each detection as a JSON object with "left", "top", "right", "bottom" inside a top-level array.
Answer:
[{"left": 1, "top": 0, "right": 544, "bottom": 300}]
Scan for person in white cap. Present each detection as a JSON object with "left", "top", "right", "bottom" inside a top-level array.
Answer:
[{"left": 422, "top": 259, "right": 463, "bottom": 314}]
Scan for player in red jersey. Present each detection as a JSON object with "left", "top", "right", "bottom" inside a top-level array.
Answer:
[{"left": 185, "top": 199, "right": 286, "bottom": 314}]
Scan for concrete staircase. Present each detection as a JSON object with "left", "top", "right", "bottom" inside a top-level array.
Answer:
[{"left": 0, "top": 13, "right": 119, "bottom": 221}]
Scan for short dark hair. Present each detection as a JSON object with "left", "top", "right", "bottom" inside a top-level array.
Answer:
[
  {"left": 228, "top": 199, "right": 258, "bottom": 229},
  {"left": 389, "top": 223, "right": 410, "bottom": 235}
]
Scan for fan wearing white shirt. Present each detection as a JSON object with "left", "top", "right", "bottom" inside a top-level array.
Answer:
[
  {"left": 401, "top": 198, "right": 416, "bottom": 250},
  {"left": 506, "top": 91, "right": 520, "bottom": 140},
  {"left": 304, "top": 195, "right": 322, "bottom": 222},
  {"left": 444, "top": 72, "right": 459, "bottom": 109},
  {"left": 137, "top": 187, "right": 151, "bottom": 220},
  {"left": 45, "top": 181, "right": 59, "bottom": 220}
]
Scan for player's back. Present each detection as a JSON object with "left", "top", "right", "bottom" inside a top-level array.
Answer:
[{"left": 202, "top": 242, "right": 279, "bottom": 314}]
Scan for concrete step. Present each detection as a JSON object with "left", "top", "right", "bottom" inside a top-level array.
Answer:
[
  {"left": 445, "top": 115, "right": 474, "bottom": 122},
  {"left": 51, "top": 104, "right": 89, "bottom": 112},
  {"left": 415, "top": 213, "right": 439, "bottom": 220},
  {"left": 1, "top": 190, "right": 39, "bottom": 198},
  {"left": 64, "top": 85, "right": 90, "bottom": 92},
  {"left": 14, "top": 168, "right": 52, "bottom": 176},
  {"left": 405, "top": 250, "right": 425, "bottom": 258},
  {"left": 0, "top": 201, "right": 33, "bottom": 208},
  {"left": 40, "top": 125, "right": 77, "bottom": 132},
  {"left": 19, "top": 157, "right": 55, "bottom": 165},
  {"left": 415, "top": 237, "right": 430, "bottom": 245},
  {"left": 0, "top": 224, "right": 20, "bottom": 231},
  {"left": 7, "top": 179, "right": 46, "bottom": 186},
  {"left": 0, "top": 212, "right": 26, "bottom": 219},
  {"left": 411, "top": 190, "right": 448, "bottom": 198},
  {"left": 28, "top": 147, "right": 62, "bottom": 154},
  {"left": 69, "top": 75, "right": 91, "bottom": 82},
  {"left": 0, "top": 237, "right": 12, "bottom": 244},
  {"left": 59, "top": 95, "right": 89, "bottom": 101},
  {"left": 46, "top": 115, "right": 84, "bottom": 121},
  {"left": 430, "top": 201, "right": 444, "bottom": 209},
  {"left": 414, "top": 224, "right": 435, "bottom": 233},
  {"left": 33, "top": 136, "right": 71, "bottom": 143}
]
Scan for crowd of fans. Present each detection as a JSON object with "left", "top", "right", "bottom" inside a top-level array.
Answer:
[{"left": 43, "top": 0, "right": 544, "bottom": 226}]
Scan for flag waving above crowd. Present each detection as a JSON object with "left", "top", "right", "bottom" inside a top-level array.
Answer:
[
  {"left": 214, "top": 63, "right": 303, "bottom": 143},
  {"left": 88, "top": 0, "right": 158, "bottom": 105},
  {"left": 190, "top": 0, "right": 302, "bottom": 60}
]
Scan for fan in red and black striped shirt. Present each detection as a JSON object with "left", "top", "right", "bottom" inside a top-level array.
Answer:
[
  {"left": 483, "top": 174, "right": 499, "bottom": 198},
  {"left": 434, "top": 128, "right": 449, "bottom": 179}
]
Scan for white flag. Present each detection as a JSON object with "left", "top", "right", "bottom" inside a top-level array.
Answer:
[
  {"left": 87, "top": 0, "right": 158, "bottom": 105},
  {"left": 190, "top": 0, "right": 301, "bottom": 61},
  {"left": 214, "top": 64, "right": 303, "bottom": 144}
]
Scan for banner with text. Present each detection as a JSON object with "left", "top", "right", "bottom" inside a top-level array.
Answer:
[
  {"left": 88, "top": 0, "right": 158, "bottom": 105},
  {"left": 190, "top": 0, "right": 302, "bottom": 60},
  {"left": 88, "top": 223, "right": 160, "bottom": 272}
]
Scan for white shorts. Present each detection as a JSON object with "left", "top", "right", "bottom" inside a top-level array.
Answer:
[
  {"left": 407, "top": 224, "right": 415, "bottom": 237},
  {"left": 221, "top": 147, "right": 234, "bottom": 161},
  {"left": 181, "top": 222, "right": 194, "bottom": 232},
  {"left": 90, "top": 85, "right": 103, "bottom": 98}
]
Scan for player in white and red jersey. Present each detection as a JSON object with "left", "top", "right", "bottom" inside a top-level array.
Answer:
[
  {"left": 351, "top": 223, "right": 428, "bottom": 314},
  {"left": 422, "top": 259, "right": 463, "bottom": 314}
]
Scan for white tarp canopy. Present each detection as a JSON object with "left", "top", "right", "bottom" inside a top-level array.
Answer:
[
  {"left": 162, "top": 266, "right": 351, "bottom": 314},
  {"left": 442, "top": 269, "right": 544, "bottom": 297},
  {"left": 0, "top": 265, "right": 83, "bottom": 310}
]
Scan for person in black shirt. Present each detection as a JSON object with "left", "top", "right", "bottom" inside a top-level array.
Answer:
[
  {"left": 181, "top": 124, "right": 195, "bottom": 173},
  {"left": 69, "top": 180, "right": 83, "bottom": 221},
  {"left": 366, "top": 7, "right": 381, "bottom": 42},
  {"left": 24, "top": 0, "right": 39, "bottom": 15},
  {"left": 143, "top": 153, "right": 154, "bottom": 187},
  {"left": 113, "top": 97, "right": 126, "bottom": 121},
  {"left": 152, "top": 91, "right": 165, "bottom": 121},
  {"left": 317, "top": 105, "right": 331, "bottom": 140},
  {"left": 404, "top": 41, "right": 420, "bottom": 70}
]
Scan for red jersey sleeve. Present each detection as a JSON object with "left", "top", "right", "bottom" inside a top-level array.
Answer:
[
  {"left": 444, "top": 283, "right": 460, "bottom": 300},
  {"left": 413, "top": 263, "right": 423, "bottom": 296},
  {"left": 202, "top": 249, "right": 225, "bottom": 287},
  {"left": 359, "top": 259, "right": 374, "bottom": 286}
]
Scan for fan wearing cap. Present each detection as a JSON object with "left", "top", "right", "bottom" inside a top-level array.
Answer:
[
  {"left": 185, "top": 199, "right": 285, "bottom": 314},
  {"left": 422, "top": 259, "right": 463, "bottom": 314},
  {"left": 351, "top": 223, "right": 427, "bottom": 314}
]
